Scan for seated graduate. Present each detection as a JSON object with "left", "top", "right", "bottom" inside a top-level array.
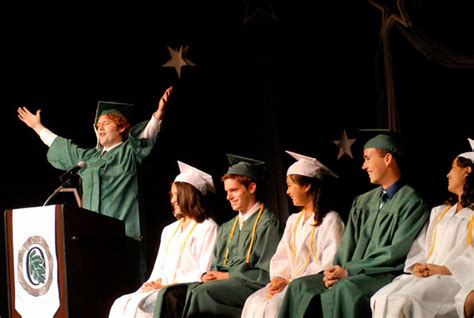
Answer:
[
  {"left": 371, "top": 138, "right": 474, "bottom": 317},
  {"left": 453, "top": 249, "right": 474, "bottom": 318},
  {"left": 278, "top": 133, "right": 430, "bottom": 318},
  {"left": 154, "top": 154, "right": 283, "bottom": 318},
  {"left": 242, "top": 150, "right": 345, "bottom": 317},
  {"left": 109, "top": 161, "right": 218, "bottom": 318}
]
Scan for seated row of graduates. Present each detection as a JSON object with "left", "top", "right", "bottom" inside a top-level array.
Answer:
[{"left": 109, "top": 134, "right": 474, "bottom": 318}]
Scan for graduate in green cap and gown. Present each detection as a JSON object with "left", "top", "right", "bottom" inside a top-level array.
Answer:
[
  {"left": 371, "top": 138, "right": 474, "bottom": 317},
  {"left": 17, "top": 86, "right": 173, "bottom": 240},
  {"left": 153, "top": 154, "right": 283, "bottom": 318},
  {"left": 278, "top": 134, "right": 430, "bottom": 318}
]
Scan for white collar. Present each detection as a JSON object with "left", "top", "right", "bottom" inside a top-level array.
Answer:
[
  {"left": 102, "top": 141, "right": 123, "bottom": 154},
  {"left": 239, "top": 201, "right": 261, "bottom": 223}
]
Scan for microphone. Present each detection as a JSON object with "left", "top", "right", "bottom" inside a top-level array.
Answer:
[{"left": 59, "top": 161, "right": 87, "bottom": 183}]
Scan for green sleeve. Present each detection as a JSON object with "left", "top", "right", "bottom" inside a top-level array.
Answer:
[
  {"left": 126, "top": 120, "right": 158, "bottom": 164},
  {"left": 47, "top": 136, "right": 96, "bottom": 170},
  {"left": 345, "top": 199, "right": 429, "bottom": 276}
]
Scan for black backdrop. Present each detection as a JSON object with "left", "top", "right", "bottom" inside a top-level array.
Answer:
[{"left": 1, "top": 1, "right": 473, "bottom": 315}]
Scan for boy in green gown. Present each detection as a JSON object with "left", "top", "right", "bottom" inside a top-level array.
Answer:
[
  {"left": 278, "top": 134, "right": 430, "bottom": 318},
  {"left": 17, "top": 86, "right": 173, "bottom": 241},
  {"left": 154, "top": 154, "right": 283, "bottom": 318}
]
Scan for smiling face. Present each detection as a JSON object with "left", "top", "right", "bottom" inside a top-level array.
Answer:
[
  {"left": 170, "top": 182, "right": 182, "bottom": 218},
  {"left": 447, "top": 157, "right": 470, "bottom": 197},
  {"left": 96, "top": 114, "right": 125, "bottom": 148},
  {"left": 286, "top": 175, "right": 311, "bottom": 207},
  {"left": 223, "top": 178, "right": 257, "bottom": 214},
  {"left": 362, "top": 148, "right": 389, "bottom": 186}
]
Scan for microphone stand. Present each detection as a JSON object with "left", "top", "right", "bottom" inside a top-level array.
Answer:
[{"left": 43, "top": 180, "right": 71, "bottom": 207}]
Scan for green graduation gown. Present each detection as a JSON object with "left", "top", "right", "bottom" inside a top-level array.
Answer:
[
  {"left": 279, "top": 184, "right": 430, "bottom": 318},
  {"left": 46, "top": 121, "right": 156, "bottom": 240},
  {"left": 154, "top": 206, "right": 283, "bottom": 318}
]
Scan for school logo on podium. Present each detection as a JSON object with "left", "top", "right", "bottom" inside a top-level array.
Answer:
[{"left": 17, "top": 235, "right": 54, "bottom": 296}]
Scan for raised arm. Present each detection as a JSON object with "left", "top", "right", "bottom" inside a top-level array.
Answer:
[
  {"left": 18, "top": 106, "right": 57, "bottom": 146},
  {"left": 18, "top": 106, "right": 45, "bottom": 135},
  {"left": 153, "top": 86, "right": 173, "bottom": 120},
  {"left": 140, "top": 86, "right": 173, "bottom": 139}
]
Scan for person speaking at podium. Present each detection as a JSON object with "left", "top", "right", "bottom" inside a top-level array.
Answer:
[{"left": 17, "top": 86, "right": 173, "bottom": 243}]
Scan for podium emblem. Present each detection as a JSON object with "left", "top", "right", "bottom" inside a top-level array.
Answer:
[{"left": 17, "top": 235, "right": 54, "bottom": 296}]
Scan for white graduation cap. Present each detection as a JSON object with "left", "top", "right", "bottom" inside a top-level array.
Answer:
[
  {"left": 459, "top": 138, "right": 474, "bottom": 163},
  {"left": 286, "top": 150, "right": 338, "bottom": 179},
  {"left": 174, "top": 161, "right": 215, "bottom": 195}
]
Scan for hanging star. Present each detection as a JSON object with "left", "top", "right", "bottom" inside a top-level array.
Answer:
[
  {"left": 243, "top": 0, "right": 277, "bottom": 25},
  {"left": 162, "top": 45, "right": 196, "bottom": 78},
  {"left": 368, "top": 0, "right": 411, "bottom": 29},
  {"left": 333, "top": 130, "right": 357, "bottom": 160}
]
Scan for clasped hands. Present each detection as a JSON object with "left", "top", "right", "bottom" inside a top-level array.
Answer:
[
  {"left": 411, "top": 263, "right": 451, "bottom": 277},
  {"left": 141, "top": 279, "right": 165, "bottom": 292},
  {"left": 201, "top": 271, "right": 230, "bottom": 282},
  {"left": 323, "top": 265, "right": 349, "bottom": 289}
]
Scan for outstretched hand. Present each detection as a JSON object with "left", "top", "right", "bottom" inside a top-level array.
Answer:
[
  {"left": 18, "top": 106, "right": 44, "bottom": 133},
  {"left": 154, "top": 86, "right": 173, "bottom": 120}
]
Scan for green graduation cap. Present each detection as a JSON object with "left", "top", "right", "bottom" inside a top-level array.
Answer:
[
  {"left": 94, "top": 101, "right": 134, "bottom": 124},
  {"left": 363, "top": 133, "right": 403, "bottom": 156},
  {"left": 226, "top": 154, "right": 266, "bottom": 180},
  {"left": 94, "top": 101, "right": 134, "bottom": 147}
]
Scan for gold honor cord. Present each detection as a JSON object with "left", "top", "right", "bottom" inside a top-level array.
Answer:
[
  {"left": 165, "top": 219, "right": 199, "bottom": 256},
  {"left": 166, "top": 219, "right": 184, "bottom": 256},
  {"left": 224, "top": 204, "right": 265, "bottom": 266},
  {"left": 427, "top": 205, "right": 474, "bottom": 258},
  {"left": 468, "top": 214, "right": 474, "bottom": 246},
  {"left": 291, "top": 210, "right": 318, "bottom": 278},
  {"left": 426, "top": 206, "right": 452, "bottom": 259},
  {"left": 181, "top": 221, "right": 198, "bottom": 253},
  {"left": 291, "top": 210, "right": 305, "bottom": 259},
  {"left": 246, "top": 205, "right": 265, "bottom": 264},
  {"left": 170, "top": 221, "right": 198, "bottom": 284}
]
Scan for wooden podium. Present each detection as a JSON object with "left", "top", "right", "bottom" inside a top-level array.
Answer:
[{"left": 4, "top": 204, "right": 142, "bottom": 317}]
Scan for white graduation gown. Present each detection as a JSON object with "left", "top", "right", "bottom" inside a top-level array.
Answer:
[
  {"left": 109, "top": 218, "right": 218, "bottom": 318},
  {"left": 452, "top": 247, "right": 474, "bottom": 317},
  {"left": 371, "top": 204, "right": 474, "bottom": 318},
  {"left": 242, "top": 211, "right": 344, "bottom": 318}
]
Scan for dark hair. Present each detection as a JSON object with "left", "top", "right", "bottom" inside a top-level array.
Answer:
[
  {"left": 102, "top": 113, "right": 131, "bottom": 140},
  {"left": 173, "top": 182, "right": 207, "bottom": 223},
  {"left": 445, "top": 156, "right": 474, "bottom": 210},
  {"left": 288, "top": 174, "right": 333, "bottom": 226}
]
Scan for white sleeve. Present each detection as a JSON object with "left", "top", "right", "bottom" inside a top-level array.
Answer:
[
  {"left": 451, "top": 247, "right": 474, "bottom": 317},
  {"left": 38, "top": 128, "right": 58, "bottom": 147},
  {"left": 404, "top": 206, "right": 439, "bottom": 272},
  {"left": 139, "top": 115, "right": 162, "bottom": 139},
  {"left": 197, "top": 221, "right": 219, "bottom": 278},
  {"left": 269, "top": 214, "right": 293, "bottom": 280},
  {"left": 303, "top": 212, "right": 344, "bottom": 276},
  {"left": 449, "top": 243, "right": 474, "bottom": 289},
  {"left": 148, "top": 223, "right": 173, "bottom": 282}
]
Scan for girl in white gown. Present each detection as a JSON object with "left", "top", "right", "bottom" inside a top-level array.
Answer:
[
  {"left": 109, "top": 161, "right": 219, "bottom": 318},
  {"left": 242, "top": 151, "right": 344, "bottom": 318},
  {"left": 371, "top": 139, "right": 474, "bottom": 318}
]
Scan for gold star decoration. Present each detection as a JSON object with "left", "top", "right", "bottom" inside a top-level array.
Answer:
[
  {"left": 368, "top": 0, "right": 411, "bottom": 29},
  {"left": 243, "top": 0, "right": 277, "bottom": 25},
  {"left": 162, "top": 45, "right": 196, "bottom": 79},
  {"left": 333, "top": 130, "right": 357, "bottom": 160}
]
